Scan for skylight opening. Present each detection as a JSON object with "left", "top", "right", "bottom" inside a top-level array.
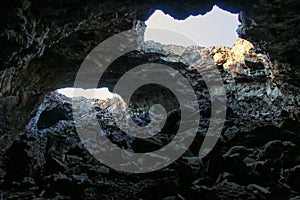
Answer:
[
  {"left": 144, "top": 5, "right": 240, "bottom": 47},
  {"left": 56, "top": 87, "right": 115, "bottom": 100}
]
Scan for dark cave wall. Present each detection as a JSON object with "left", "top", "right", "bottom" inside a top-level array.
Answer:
[{"left": 0, "top": 0, "right": 299, "bottom": 133}]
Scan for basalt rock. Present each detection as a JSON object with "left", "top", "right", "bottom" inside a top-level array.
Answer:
[
  {"left": 222, "top": 38, "right": 272, "bottom": 77},
  {"left": 1, "top": 41, "right": 299, "bottom": 199},
  {"left": 0, "top": 0, "right": 300, "bottom": 199},
  {"left": 0, "top": 0, "right": 299, "bottom": 133}
]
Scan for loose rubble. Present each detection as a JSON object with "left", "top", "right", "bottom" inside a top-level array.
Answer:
[{"left": 1, "top": 38, "right": 300, "bottom": 199}]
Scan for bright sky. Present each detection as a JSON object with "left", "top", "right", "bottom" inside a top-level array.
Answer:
[
  {"left": 57, "top": 87, "right": 114, "bottom": 99},
  {"left": 144, "top": 5, "right": 240, "bottom": 47}
]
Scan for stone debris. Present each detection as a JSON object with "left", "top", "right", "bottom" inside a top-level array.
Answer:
[
  {"left": 0, "top": 0, "right": 299, "bottom": 199},
  {"left": 1, "top": 37, "right": 300, "bottom": 200},
  {"left": 223, "top": 38, "right": 273, "bottom": 77}
]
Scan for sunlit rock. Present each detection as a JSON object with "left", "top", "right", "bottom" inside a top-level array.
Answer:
[
  {"left": 212, "top": 46, "right": 231, "bottom": 64},
  {"left": 223, "top": 38, "right": 272, "bottom": 77}
]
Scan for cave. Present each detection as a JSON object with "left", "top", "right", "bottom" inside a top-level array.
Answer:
[{"left": 0, "top": 0, "right": 300, "bottom": 199}]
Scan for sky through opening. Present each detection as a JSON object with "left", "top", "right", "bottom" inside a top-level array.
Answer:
[{"left": 144, "top": 5, "right": 240, "bottom": 47}]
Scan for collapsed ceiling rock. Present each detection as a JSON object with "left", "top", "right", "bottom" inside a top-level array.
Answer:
[
  {"left": 212, "top": 46, "right": 231, "bottom": 65},
  {"left": 141, "top": 38, "right": 273, "bottom": 80},
  {"left": 212, "top": 39, "right": 273, "bottom": 77}
]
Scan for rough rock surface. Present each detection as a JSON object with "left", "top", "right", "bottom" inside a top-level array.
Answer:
[
  {"left": 1, "top": 37, "right": 300, "bottom": 199},
  {"left": 0, "top": 0, "right": 300, "bottom": 132},
  {"left": 0, "top": 0, "right": 300, "bottom": 199}
]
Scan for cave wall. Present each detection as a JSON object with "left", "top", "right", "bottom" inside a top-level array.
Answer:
[{"left": 0, "top": 0, "right": 299, "bottom": 133}]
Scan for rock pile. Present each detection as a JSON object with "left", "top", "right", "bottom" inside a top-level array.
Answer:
[{"left": 1, "top": 39, "right": 299, "bottom": 199}]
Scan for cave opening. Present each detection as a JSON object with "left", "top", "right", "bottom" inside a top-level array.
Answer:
[
  {"left": 144, "top": 5, "right": 240, "bottom": 47},
  {"left": 32, "top": 4, "right": 241, "bottom": 142},
  {"left": 56, "top": 87, "right": 115, "bottom": 100}
]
